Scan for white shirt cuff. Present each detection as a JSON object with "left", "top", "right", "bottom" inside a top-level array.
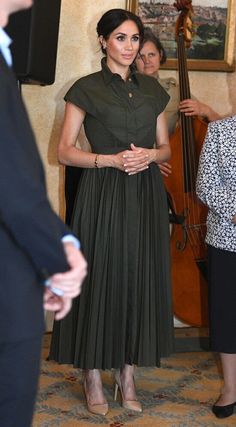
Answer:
[
  {"left": 44, "top": 235, "right": 80, "bottom": 297},
  {"left": 62, "top": 234, "right": 80, "bottom": 249}
]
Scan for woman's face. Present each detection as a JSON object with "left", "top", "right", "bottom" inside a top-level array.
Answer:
[
  {"left": 103, "top": 20, "right": 140, "bottom": 71},
  {"left": 135, "top": 40, "right": 162, "bottom": 76}
]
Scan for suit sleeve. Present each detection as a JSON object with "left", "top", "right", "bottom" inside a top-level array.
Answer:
[{"left": 0, "top": 72, "right": 75, "bottom": 279}]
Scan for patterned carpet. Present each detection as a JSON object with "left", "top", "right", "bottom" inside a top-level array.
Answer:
[{"left": 32, "top": 332, "right": 236, "bottom": 426}]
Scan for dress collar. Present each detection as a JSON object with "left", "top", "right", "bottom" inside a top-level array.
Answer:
[{"left": 101, "top": 57, "right": 138, "bottom": 86}]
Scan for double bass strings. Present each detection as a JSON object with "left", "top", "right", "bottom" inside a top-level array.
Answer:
[{"left": 177, "top": 30, "right": 205, "bottom": 257}]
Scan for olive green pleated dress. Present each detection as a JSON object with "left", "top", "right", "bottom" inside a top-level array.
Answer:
[{"left": 49, "top": 59, "right": 174, "bottom": 369}]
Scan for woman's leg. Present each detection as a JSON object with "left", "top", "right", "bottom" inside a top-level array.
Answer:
[
  {"left": 84, "top": 369, "right": 107, "bottom": 405},
  {"left": 114, "top": 363, "right": 142, "bottom": 412},
  {"left": 215, "top": 353, "right": 236, "bottom": 405},
  {"left": 120, "top": 364, "right": 138, "bottom": 400},
  {"left": 83, "top": 369, "right": 108, "bottom": 416}
]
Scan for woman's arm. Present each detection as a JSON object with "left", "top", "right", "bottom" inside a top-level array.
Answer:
[
  {"left": 154, "top": 111, "right": 171, "bottom": 162},
  {"left": 140, "top": 111, "right": 171, "bottom": 165},
  {"left": 58, "top": 102, "right": 96, "bottom": 168},
  {"left": 196, "top": 122, "right": 236, "bottom": 222}
]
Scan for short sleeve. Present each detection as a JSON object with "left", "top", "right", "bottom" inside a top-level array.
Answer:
[
  {"left": 64, "top": 77, "right": 96, "bottom": 115},
  {"left": 136, "top": 73, "right": 170, "bottom": 118},
  {"left": 153, "top": 79, "right": 170, "bottom": 116}
]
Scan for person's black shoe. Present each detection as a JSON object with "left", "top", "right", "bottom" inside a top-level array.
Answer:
[{"left": 212, "top": 402, "right": 236, "bottom": 418}]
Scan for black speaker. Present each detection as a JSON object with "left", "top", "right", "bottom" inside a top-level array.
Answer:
[{"left": 5, "top": 0, "right": 62, "bottom": 85}]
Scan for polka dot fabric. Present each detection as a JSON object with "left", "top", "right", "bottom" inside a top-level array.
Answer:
[{"left": 196, "top": 115, "right": 236, "bottom": 252}]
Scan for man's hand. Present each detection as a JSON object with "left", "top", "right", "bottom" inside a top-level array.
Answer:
[
  {"left": 43, "top": 289, "right": 72, "bottom": 320},
  {"left": 49, "top": 243, "right": 87, "bottom": 298}
]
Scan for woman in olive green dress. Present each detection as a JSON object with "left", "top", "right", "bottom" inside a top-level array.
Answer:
[{"left": 50, "top": 9, "right": 172, "bottom": 415}]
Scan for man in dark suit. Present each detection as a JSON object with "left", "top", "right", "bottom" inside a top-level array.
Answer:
[{"left": 0, "top": 1, "right": 87, "bottom": 426}]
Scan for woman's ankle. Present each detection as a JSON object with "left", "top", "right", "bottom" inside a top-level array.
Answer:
[
  {"left": 120, "top": 364, "right": 134, "bottom": 379},
  {"left": 85, "top": 368, "right": 100, "bottom": 378},
  {"left": 216, "top": 389, "right": 236, "bottom": 406},
  {"left": 120, "top": 364, "right": 137, "bottom": 401},
  {"left": 84, "top": 369, "right": 106, "bottom": 405}
]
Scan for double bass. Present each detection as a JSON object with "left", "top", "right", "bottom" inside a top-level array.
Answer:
[{"left": 164, "top": 0, "right": 209, "bottom": 326}]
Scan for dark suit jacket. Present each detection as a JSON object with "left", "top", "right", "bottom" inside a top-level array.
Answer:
[{"left": 0, "top": 51, "right": 71, "bottom": 342}]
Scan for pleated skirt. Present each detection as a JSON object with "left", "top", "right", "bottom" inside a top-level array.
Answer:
[
  {"left": 208, "top": 245, "right": 236, "bottom": 353},
  {"left": 49, "top": 164, "right": 174, "bottom": 369}
]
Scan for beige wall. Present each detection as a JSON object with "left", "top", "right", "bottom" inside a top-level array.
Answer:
[{"left": 22, "top": 0, "right": 236, "bottom": 218}]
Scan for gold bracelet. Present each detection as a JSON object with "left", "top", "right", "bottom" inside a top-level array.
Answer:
[{"left": 94, "top": 154, "right": 99, "bottom": 168}]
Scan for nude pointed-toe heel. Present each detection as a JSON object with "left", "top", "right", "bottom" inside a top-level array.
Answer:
[
  {"left": 84, "top": 379, "right": 108, "bottom": 416},
  {"left": 114, "top": 372, "right": 142, "bottom": 413}
]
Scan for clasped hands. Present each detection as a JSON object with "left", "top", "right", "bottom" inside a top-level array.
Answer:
[
  {"left": 43, "top": 242, "right": 87, "bottom": 320},
  {"left": 117, "top": 143, "right": 156, "bottom": 175},
  {"left": 116, "top": 143, "right": 172, "bottom": 177}
]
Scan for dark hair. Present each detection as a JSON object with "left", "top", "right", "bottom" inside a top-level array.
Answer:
[
  {"left": 141, "top": 27, "right": 167, "bottom": 65},
  {"left": 97, "top": 8, "right": 144, "bottom": 55}
]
